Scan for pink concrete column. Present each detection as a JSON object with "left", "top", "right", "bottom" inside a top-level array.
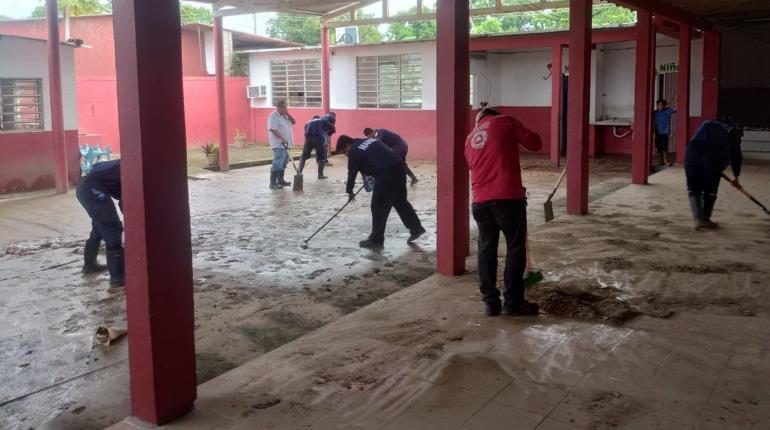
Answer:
[
  {"left": 566, "top": 0, "right": 591, "bottom": 215},
  {"left": 215, "top": 16, "right": 229, "bottom": 171},
  {"left": 112, "top": 0, "right": 196, "bottom": 424},
  {"left": 550, "top": 44, "right": 562, "bottom": 166},
  {"left": 702, "top": 30, "right": 720, "bottom": 120},
  {"left": 436, "top": 0, "right": 470, "bottom": 276},
  {"left": 675, "top": 23, "right": 691, "bottom": 163},
  {"left": 46, "top": 0, "right": 68, "bottom": 193},
  {"left": 321, "top": 25, "right": 331, "bottom": 113},
  {"left": 632, "top": 9, "right": 653, "bottom": 185}
]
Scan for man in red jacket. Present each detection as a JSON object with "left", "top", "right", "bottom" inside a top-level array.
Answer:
[{"left": 465, "top": 107, "right": 542, "bottom": 317}]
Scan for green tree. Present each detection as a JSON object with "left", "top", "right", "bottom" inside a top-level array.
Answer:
[
  {"left": 267, "top": 13, "right": 321, "bottom": 45},
  {"left": 180, "top": 3, "right": 213, "bottom": 24},
  {"left": 30, "top": 6, "right": 46, "bottom": 17},
  {"left": 29, "top": 0, "right": 109, "bottom": 18}
]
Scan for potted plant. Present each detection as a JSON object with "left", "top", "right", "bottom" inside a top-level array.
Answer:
[
  {"left": 202, "top": 143, "right": 219, "bottom": 168},
  {"left": 233, "top": 129, "right": 247, "bottom": 149}
]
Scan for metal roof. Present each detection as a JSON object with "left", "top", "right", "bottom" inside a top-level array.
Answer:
[{"left": 201, "top": 0, "right": 770, "bottom": 27}]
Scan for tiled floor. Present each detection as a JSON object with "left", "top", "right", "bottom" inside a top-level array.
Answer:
[{"left": 108, "top": 164, "right": 770, "bottom": 429}]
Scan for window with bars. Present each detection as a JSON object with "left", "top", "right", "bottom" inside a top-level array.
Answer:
[
  {"left": 269, "top": 59, "right": 322, "bottom": 108},
  {"left": 356, "top": 54, "right": 422, "bottom": 109},
  {"left": 1, "top": 78, "right": 44, "bottom": 131}
]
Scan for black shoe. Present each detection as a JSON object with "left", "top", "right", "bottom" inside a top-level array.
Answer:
[
  {"left": 358, "top": 239, "right": 384, "bottom": 249},
  {"left": 106, "top": 248, "right": 125, "bottom": 287},
  {"left": 485, "top": 301, "right": 502, "bottom": 317},
  {"left": 410, "top": 176, "right": 419, "bottom": 185},
  {"left": 82, "top": 239, "right": 107, "bottom": 274},
  {"left": 269, "top": 172, "right": 283, "bottom": 189},
  {"left": 278, "top": 170, "right": 292, "bottom": 186},
  {"left": 503, "top": 300, "right": 540, "bottom": 316},
  {"left": 407, "top": 227, "right": 426, "bottom": 244}
]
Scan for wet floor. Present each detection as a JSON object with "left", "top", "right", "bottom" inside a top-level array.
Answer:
[
  {"left": 101, "top": 163, "right": 770, "bottom": 430},
  {"left": 0, "top": 154, "right": 634, "bottom": 429}
]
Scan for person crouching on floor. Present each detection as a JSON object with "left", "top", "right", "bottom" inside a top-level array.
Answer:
[{"left": 465, "top": 107, "right": 542, "bottom": 317}]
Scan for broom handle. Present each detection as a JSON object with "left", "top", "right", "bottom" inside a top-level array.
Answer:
[
  {"left": 303, "top": 185, "right": 366, "bottom": 244},
  {"left": 721, "top": 173, "right": 770, "bottom": 213},
  {"left": 547, "top": 168, "right": 568, "bottom": 202}
]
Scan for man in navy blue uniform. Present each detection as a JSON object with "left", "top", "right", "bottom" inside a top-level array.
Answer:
[
  {"left": 76, "top": 159, "right": 124, "bottom": 286},
  {"left": 300, "top": 115, "right": 336, "bottom": 179},
  {"left": 364, "top": 127, "right": 419, "bottom": 184},
  {"left": 336, "top": 135, "right": 426, "bottom": 249},
  {"left": 685, "top": 115, "right": 743, "bottom": 230}
]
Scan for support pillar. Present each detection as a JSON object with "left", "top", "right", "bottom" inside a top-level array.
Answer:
[
  {"left": 214, "top": 16, "right": 229, "bottom": 171},
  {"left": 46, "top": 0, "right": 68, "bottom": 193},
  {"left": 675, "top": 23, "right": 691, "bottom": 163},
  {"left": 566, "top": 0, "right": 591, "bottom": 215},
  {"left": 632, "top": 9, "right": 653, "bottom": 185},
  {"left": 321, "top": 25, "right": 331, "bottom": 113},
  {"left": 702, "top": 30, "right": 720, "bottom": 119},
  {"left": 550, "top": 44, "right": 563, "bottom": 166},
  {"left": 113, "top": 0, "right": 196, "bottom": 424},
  {"left": 436, "top": 0, "right": 469, "bottom": 276}
]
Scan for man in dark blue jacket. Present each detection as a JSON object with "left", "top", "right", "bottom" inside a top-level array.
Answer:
[
  {"left": 336, "top": 135, "right": 426, "bottom": 248},
  {"left": 685, "top": 115, "right": 743, "bottom": 230},
  {"left": 76, "top": 159, "right": 124, "bottom": 286},
  {"left": 300, "top": 115, "right": 336, "bottom": 179},
  {"left": 364, "top": 127, "right": 419, "bottom": 184}
]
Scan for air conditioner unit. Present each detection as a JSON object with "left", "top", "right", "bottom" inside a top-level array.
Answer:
[
  {"left": 335, "top": 27, "right": 359, "bottom": 45},
  {"left": 247, "top": 85, "right": 267, "bottom": 98}
]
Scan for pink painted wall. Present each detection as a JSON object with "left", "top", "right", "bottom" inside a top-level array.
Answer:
[
  {"left": 251, "top": 108, "right": 439, "bottom": 159},
  {"left": 77, "top": 76, "right": 252, "bottom": 152},
  {"left": 0, "top": 130, "right": 80, "bottom": 193},
  {"left": 0, "top": 16, "right": 207, "bottom": 77},
  {"left": 250, "top": 106, "right": 552, "bottom": 160}
]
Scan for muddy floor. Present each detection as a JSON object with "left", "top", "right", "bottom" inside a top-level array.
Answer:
[
  {"left": 0, "top": 154, "right": 633, "bottom": 429},
  {"left": 167, "top": 162, "right": 770, "bottom": 430}
]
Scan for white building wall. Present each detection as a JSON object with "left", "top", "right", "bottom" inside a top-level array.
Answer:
[
  {"left": 248, "top": 35, "right": 706, "bottom": 117},
  {"left": 598, "top": 37, "right": 704, "bottom": 120},
  {"left": 204, "top": 30, "right": 233, "bottom": 75},
  {"left": 491, "top": 49, "right": 553, "bottom": 107},
  {"left": 0, "top": 37, "right": 78, "bottom": 130}
]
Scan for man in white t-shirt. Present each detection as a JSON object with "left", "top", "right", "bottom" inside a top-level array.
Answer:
[{"left": 267, "top": 100, "right": 296, "bottom": 189}]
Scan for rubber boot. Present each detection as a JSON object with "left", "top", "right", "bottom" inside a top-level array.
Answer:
[
  {"left": 701, "top": 194, "right": 720, "bottom": 229},
  {"left": 82, "top": 238, "right": 107, "bottom": 274},
  {"left": 278, "top": 170, "right": 292, "bottom": 187},
  {"left": 106, "top": 248, "right": 125, "bottom": 287},
  {"left": 689, "top": 195, "right": 708, "bottom": 230},
  {"left": 269, "top": 171, "right": 283, "bottom": 189},
  {"left": 298, "top": 158, "right": 306, "bottom": 176},
  {"left": 317, "top": 163, "right": 327, "bottom": 180}
]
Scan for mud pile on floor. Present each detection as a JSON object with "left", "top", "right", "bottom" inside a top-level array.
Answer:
[{"left": 527, "top": 281, "right": 642, "bottom": 326}]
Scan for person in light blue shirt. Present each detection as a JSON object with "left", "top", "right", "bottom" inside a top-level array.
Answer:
[{"left": 653, "top": 99, "right": 676, "bottom": 166}]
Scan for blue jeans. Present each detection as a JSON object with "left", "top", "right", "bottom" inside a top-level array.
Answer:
[{"left": 271, "top": 148, "right": 289, "bottom": 173}]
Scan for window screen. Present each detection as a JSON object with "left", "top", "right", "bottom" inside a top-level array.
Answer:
[
  {"left": 1, "top": 78, "right": 44, "bottom": 131},
  {"left": 270, "top": 58, "right": 322, "bottom": 108},
  {"left": 356, "top": 53, "right": 422, "bottom": 109}
]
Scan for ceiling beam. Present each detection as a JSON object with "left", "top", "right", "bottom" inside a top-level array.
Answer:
[
  {"left": 612, "top": 0, "right": 713, "bottom": 31},
  {"left": 322, "top": 0, "right": 380, "bottom": 23}
]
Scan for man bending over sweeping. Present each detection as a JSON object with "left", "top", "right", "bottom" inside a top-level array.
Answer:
[
  {"left": 299, "top": 114, "right": 335, "bottom": 180},
  {"left": 336, "top": 135, "right": 426, "bottom": 249},
  {"left": 363, "top": 127, "right": 419, "bottom": 185},
  {"left": 76, "top": 159, "right": 124, "bottom": 286},
  {"left": 685, "top": 113, "right": 743, "bottom": 230},
  {"left": 465, "top": 106, "right": 542, "bottom": 317}
]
